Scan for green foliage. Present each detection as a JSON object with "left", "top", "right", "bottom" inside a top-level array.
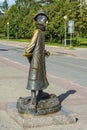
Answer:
[
  {"left": 0, "top": 0, "right": 87, "bottom": 46},
  {"left": 2, "top": 0, "right": 8, "bottom": 11}
]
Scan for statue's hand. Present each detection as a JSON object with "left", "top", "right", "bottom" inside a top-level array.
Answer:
[
  {"left": 23, "top": 52, "right": 32, "bottom": 57},
  {"left": 46, "top": 51, "right": 50, "bottom": 57},
  {"left": 45, "top": 50, "right": 50, "bottom": 57},
  {"left": 23, "top": 52, "right": 32, "bottom": 63}
]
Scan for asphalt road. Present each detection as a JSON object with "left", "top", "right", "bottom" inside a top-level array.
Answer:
[{"left": 0, "top": 44, "right": 87, "bottom": 87}]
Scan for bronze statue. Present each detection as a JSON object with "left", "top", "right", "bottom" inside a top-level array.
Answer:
[
  {"left": 17, "top": 10, "right": 60, "bottom": 115},
  {"left": 24, "top": 10, "right": 49, "bottom": 105}
]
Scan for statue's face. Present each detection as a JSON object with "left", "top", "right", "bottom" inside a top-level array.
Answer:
[{"left": 36, "top": 15, "right": 48, "bottom": 24}]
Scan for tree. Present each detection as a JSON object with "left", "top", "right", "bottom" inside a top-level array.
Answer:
[
  {"left": 2, "top": 0, "right": 8, "bottom": 11},
  {"left": 75, "top": 2, "right": 87, "bottom": 37},
  {"left": 0, "top": 0, "right": 87, "bottom": 42}
]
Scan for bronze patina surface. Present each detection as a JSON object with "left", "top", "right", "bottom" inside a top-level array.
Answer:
[
  {"left": 17, "top": 93, "right": 60, "bottom": 115},
  {"left": 17, "top": 10, "right": 60, "bottom": 115}
]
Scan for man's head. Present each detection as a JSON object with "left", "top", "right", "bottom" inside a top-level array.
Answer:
[{"left": 34, "top": 10, "right": 49, "bottom": 31}]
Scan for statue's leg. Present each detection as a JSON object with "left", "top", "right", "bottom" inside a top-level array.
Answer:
[
  {"left": 37, "top": 90, "right": 50, "bottom": 101},
  {"left": 31, "top": 90, "right": 36, "bottom": 105},
  {"left": 38, "top": 90, "right": 43, "bottom": 95}
]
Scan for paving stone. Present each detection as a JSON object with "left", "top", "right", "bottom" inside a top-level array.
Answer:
[{"left": 0, "top": 110, "right": 23, "bottom": 130}]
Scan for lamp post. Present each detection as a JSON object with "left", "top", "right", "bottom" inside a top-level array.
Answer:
[
  {"left": 64, "top": 16, "right": 67, "bottom": 47},
  {"left": 7, "top": 22, "right": 9, "bottom": 40}
]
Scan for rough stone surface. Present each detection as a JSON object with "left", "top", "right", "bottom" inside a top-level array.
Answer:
[
  {"left": 6, "top": 103, "right": 77, "bottom": 128},
  {"left": 0, "top": 110, "right": 23, "bottom": 130},
  {"left": 17, "top": 94, "right": 60, "bottom": 115}
]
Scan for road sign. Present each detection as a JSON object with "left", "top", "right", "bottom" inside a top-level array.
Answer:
[
  {"left": 68, "top": 20, "right": 74, "bottom": 27},
  {"left": 68, "top": 20, "right": 74, "bottom": 34},
  {"left": 68, "top": 20, "right": 74, "bottom": 47},
  {"left": 68, "top": 27, "right": 74, "bottom": 34}
]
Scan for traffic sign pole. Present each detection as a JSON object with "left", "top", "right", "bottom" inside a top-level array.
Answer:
[{"left": 68, "top": 20, "right": 74, "bottom": 47}]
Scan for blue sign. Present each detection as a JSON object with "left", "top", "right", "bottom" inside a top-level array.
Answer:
[
  {"left": 68, "top": 20, "right": 74, "bottom": 27},
  {"left": 68, "top": 20, "right": 74, "bottom": 33},
  {"left": 68, "top": 27, "right": 74, "bottom": 34}
]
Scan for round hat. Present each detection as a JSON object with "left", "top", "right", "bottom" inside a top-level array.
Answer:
[{"left": 34, "top": 10, "right": 49, "bottom": 21}]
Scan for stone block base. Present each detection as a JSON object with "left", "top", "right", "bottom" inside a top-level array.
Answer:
[{"left": 6, "top": 103, "right": 77, "bottom": 128}]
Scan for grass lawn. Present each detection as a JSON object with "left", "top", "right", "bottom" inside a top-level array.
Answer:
[{"left": 0, "top": 37, "right": 87, "bottom": 48}]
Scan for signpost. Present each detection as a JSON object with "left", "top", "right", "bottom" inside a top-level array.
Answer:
[{"left": 68, "top": 20, "right": 74, "bottom": 47}]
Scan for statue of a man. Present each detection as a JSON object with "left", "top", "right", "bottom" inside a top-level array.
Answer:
[{"left": 24, "top": 10, "right": 50, "bottom": 105}]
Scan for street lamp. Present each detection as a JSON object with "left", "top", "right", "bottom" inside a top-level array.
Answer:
[
  {"left": 7, "top": 22, "right": 9, "bottom": 40},
  {"left": 64, "top": 16, "right": 67, "bottom": 47}
]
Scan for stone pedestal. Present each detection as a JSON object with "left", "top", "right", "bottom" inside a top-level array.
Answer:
[{"left": 6, "top": 103, "right": 77, "bottom": 128}]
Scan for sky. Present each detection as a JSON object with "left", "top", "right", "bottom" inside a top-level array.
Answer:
[{"left": 0, "top": 0, "right": 15, "bottom": 6}]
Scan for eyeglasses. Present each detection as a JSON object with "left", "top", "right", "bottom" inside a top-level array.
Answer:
[{"left": 36, "top": 15, "right": 48, "bottom": 23}]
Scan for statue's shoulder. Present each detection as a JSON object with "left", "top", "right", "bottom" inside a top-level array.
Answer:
[{"left": 34, "top": 29, "right": 41, "bottom": 34}]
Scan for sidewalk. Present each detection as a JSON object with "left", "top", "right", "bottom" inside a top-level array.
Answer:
[
  {"left": 46, "top": 46, "right": 87, "bottom": 59},
  {"left": 0, "top": 40, "right": 87, "bottom": 130}
]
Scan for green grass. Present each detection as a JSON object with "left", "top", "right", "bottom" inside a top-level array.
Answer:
[
  {"left": 45, "top": 41, "right": 64, "bottom": 47},
  {"left": 76, "top": 37, "right": 87, "bottom": 48},
  {"left": 78, "top": 37, "right": 87, "bottom": 42},
  {"left": 9, "top": 39, "right": 30, "bottom": 43}
]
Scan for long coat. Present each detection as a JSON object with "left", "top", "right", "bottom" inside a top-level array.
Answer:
[{"left": 24, "top": 29, "right": 49, "bottom": 90}]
